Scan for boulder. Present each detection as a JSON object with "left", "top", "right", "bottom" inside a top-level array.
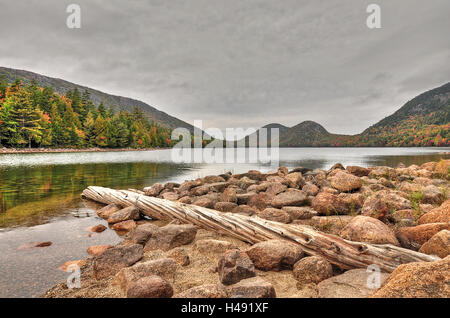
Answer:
[
  {"left": 167, "top": 247, "right": 190, "bottom": 266},
  {"left": 245, "top": 239, "right": 304, "bottom": 271},
  {"left": 302, "top": 183, "right": 319, "bottom": 196},
  {"left": 221, "top": 187, "right": 238, "bottom": 203},
  {"left": 418, "top": 200, "right": 450, "bottom": 224},
  {"left": 311, "top": 192, "right": 349, "bottom": 215},
  {"left": 248, "top": 192, "right": 275, "bottom": 211},
  {"left": 293, "top": 256, "right": 333, "bottom": 285},
  {"left": 115, "top": 258, "right": 178, "bottom": 292},
  {"left": 309, "top": 215, "right": 355, "bottom": 235},
  {"left": 361, "top": 190, "right": 413, "bottom": 220},
  {"left": 340, "top": 216, "right": 400, "bottom": 246},
  {"left": 59, "top": 260, "right": 87, "bottom": 272},
  {"left": 160, "top": 192, "right": 179, "bottom": 201},
  {"left": 229, "top": 277, "right": 276, "bottom": 298},
  {"left": 346, "top": 166, "right": 370, "bottom": 177},
  {"left": 264, "top": 182, "right": 288, "bottom": 195},
  {"left": 93, "top": 244, "right": 143, "bottom": 280},
  {"left": 202, "top": 175, "right": 226, "bottom": 184},
  {"left": 257, "top": 208, "right": 291, "bottom": 223},
  {"left": 144, "top": 224, "right": 197, "bottom": 251},
  {"left": 271, "top": 189, "right": 308, "bottom": 208},
  {"left": 282, "top": 206, "right": 317, "bottom": 220},
  {"left": 107, "top": 206, "right": 140, "bottom": 224},
  {"left": 111, "top": 220, "right": 137, "bottom": 232},
  {"left": 369, "top": 256, "right": 449, "bottom": 298},
  {"left": 96, "top": 203, "right": 121, "bottom": 219},
  {"left": 125, "top": 223, "right": 160, "bottom": 245},
  {"left": 236, "top": 192, "right": 258, "bottom": 205},
  {"left": 318, "top": 269, "right": 389, "bottom": 298},
  {"left": 214, "top": 202, "right": 238, "bottom": 212},
  {"left": 329, "top": 171, "right": 362, "bottom": 192},
  {"left": 284, "top": 172, "right": 305, "bottom": 188},
  {"left": 418, "top": 230, "right": 450, "bottom": 258},
  {"left": 87, "top": 245, "right": 112, "bottom": 256},
  {"left": 126, "top": 276, "right": 173, "bottom": 298},
  {"left": 173, "top": 284, "right": 228, "bottom": 298},
  {"left": 395, "top": 223, "right": 450, "bottom": 250},
  {"left": 143, "top": 183, "right": 164, "bottom": 196},
  {"left": 231, "top": 205, "right": 257, "bottom": 216},
  {"left": 421, "top": 185, "right": 445, "bottom": 204},
  {"left": 192, "top": 197, "right": 215, "bottom": 208},
  {"left": 217, "top": 249, "right": 256, "bottom": 285}
]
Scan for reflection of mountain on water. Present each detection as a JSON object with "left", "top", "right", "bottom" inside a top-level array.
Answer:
[{"left": 0, "top": 162, "right": 188, "bottom": 228}]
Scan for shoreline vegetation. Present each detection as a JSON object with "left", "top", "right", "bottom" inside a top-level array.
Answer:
[
  {"left": 45, "top": 159, "right": 449, "bottom": 298},
  {"left": 0, "top": 147, "right": 170, "bottom": 154}
]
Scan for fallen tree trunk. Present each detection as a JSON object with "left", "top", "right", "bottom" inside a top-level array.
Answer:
[{"left": 82, "top": 186, "right": 439, "bottom": 273}]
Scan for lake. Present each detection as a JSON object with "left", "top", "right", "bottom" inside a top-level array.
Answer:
[{"left": 0, "top": 147, "right": 449, "bottom": 297}]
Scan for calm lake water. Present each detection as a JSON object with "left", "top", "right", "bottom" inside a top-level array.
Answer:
[{"left": 0, "top": 147, "right": 449, "bottom": 297}]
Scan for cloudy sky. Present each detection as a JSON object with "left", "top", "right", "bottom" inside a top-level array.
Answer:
[{"left": 0, "top": 0, "right": 449, "bottom": 134}]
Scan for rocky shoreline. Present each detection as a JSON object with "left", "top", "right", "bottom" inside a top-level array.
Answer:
[
  {"left": 0, "top": 147, "right": 168, "bottom": 154},
  {"left": 45, "top": 159, "right": 450, "bottom": 298}
]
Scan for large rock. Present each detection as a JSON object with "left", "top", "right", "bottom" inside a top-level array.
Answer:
[
  {"left": 282, "top": 206, "right": 317, "bottom": 220},
  {"left": 217, "top": 249, "right": 256, "bottom": 285},
  {"left": 229, "top": 277, "right": 276, "bottom": 298},
  {"left": 421, "top": 185, "right": 445, "bottom": 204},
  {"left": 256, "top": 208, "right": 291, "bottom": 223},
  {"left": 92, "top": 244, "right": 143, "bottom": 280},
  {"left": 340, "top": 216, "right": 400, "bottom": 246},
  {"left": 236, "top": 192, "right": 258, "bottom": 205},
  {"left": 311, "top": 192, "right": 349, "bottom": 215},
  {"left": 245, "top": 239, "right": 304, "bottom": 271},
  {"left": 144, "top": 224, "right": 197, "bottom": 251},
  {"left": 346, "top": 166, "right": 370, "bottom": 177},
  {"left": 115, "top": 258, "right": 178, "bottom": 292},
  {"left": 284, "top": 172, "right": 305, "bottom": 188},
  {"left": 418, "top": 230, "right": 450, "bottom": 258},
  {"left": 214, "top": 202, "right": 238, "bottom": 212},
  {"left": 143, "top": 183, "right": 164, "bottom": 196},
  {"left": 87, "top": 245, "right": 112, "bottom": 256},
  {"left": 329, "top": 171, "right": 362, "bottom": 192},
  {"left": 293, "top": 256, "right": 333, "bottom": 285},
  {"left": 111, "top": 220, "right": 137, "bottom": 232},
  {"left": 302, "top": 183, "right": 319, "bottom": 196},
  {"left": 361, "top": 190, "right": 413, "bottom": 220},
  {"left": 271, "top": 189, "right": 308, "bottom": 208},
  {"left": 395, "top": 223, "right": 450, "bottom": 250},
  {"left": 248, "top": 192, "right": 275, "bottom": 211},
  {"left": 418, "top": 199, "right": 450, "bottom": 224},
  {"left": 96, "top": 203, "right": 121, "bottom": 219},
  {"left": 309, "top": 215, "right": 354, "bottom": 235},
  {"left": 318, "top": 269, "right": 389, "bottom": 298},
  {"left": 370, "top": 256, "right": 450, "bottom": 298},
  {"left": 232, "top": 205, "right": 257, "bottom": 216},
  {"left": 173, "top": 284, "right": 228, "bottom": 298},
  {"left": 107, "top": 206, "right": 140, "bottom": 224},
  {"left": 125, "top": 223, "right": 159, "bottom": 245},
  {"left": 126, "top": 276, "right": 173, "bottom": 298},
  {"left": 221, "top": 187, "right": 238, "bottom": 203}
]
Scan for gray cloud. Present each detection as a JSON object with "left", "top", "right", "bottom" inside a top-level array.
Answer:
[{"left": 0, "top": 0, "right": 449, "bottom": 134}]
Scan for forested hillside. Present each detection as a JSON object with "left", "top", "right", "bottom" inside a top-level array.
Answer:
[{"left": 0, "top": 79, "right": 172, "bottom": 149}]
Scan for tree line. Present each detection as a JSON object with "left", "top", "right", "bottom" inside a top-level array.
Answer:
[{"left": 0, "top": 78, "right": 173, "bottom": 149}]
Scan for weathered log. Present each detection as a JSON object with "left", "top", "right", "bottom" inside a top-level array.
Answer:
[{"left": 82, "top": 186, "right": 439, "bottom": 272}]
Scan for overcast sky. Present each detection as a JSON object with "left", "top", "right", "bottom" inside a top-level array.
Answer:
[{"left": 0, "top": 0, "right": 449, "bottom": 134}]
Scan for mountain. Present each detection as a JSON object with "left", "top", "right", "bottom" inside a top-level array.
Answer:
[
  {"left": 251, "top": 82, "right": 450, "bottom": 147},
  {"left": 0, "top": 66, "right": 194, "bottom": 132}
]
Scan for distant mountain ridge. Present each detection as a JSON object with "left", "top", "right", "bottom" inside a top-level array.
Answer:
[
  {"left": 0, "top": 66, "right": 194, "bottom": 132},
  {"left": 251, "top": 82, "right": 450, "bottom": 147}
]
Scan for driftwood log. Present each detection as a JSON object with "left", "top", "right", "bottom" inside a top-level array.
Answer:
[{"left": 82, "top": 186, "right": 439, "bottom": 273}]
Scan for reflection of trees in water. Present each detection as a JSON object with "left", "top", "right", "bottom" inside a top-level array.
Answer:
[{"left": 0, "top": 162, "right": 186, "bottom": 227}]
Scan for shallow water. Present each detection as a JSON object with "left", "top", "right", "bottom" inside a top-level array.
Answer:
[{"left": 0, "top": 147, "right": 448, "bottom": 297}]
